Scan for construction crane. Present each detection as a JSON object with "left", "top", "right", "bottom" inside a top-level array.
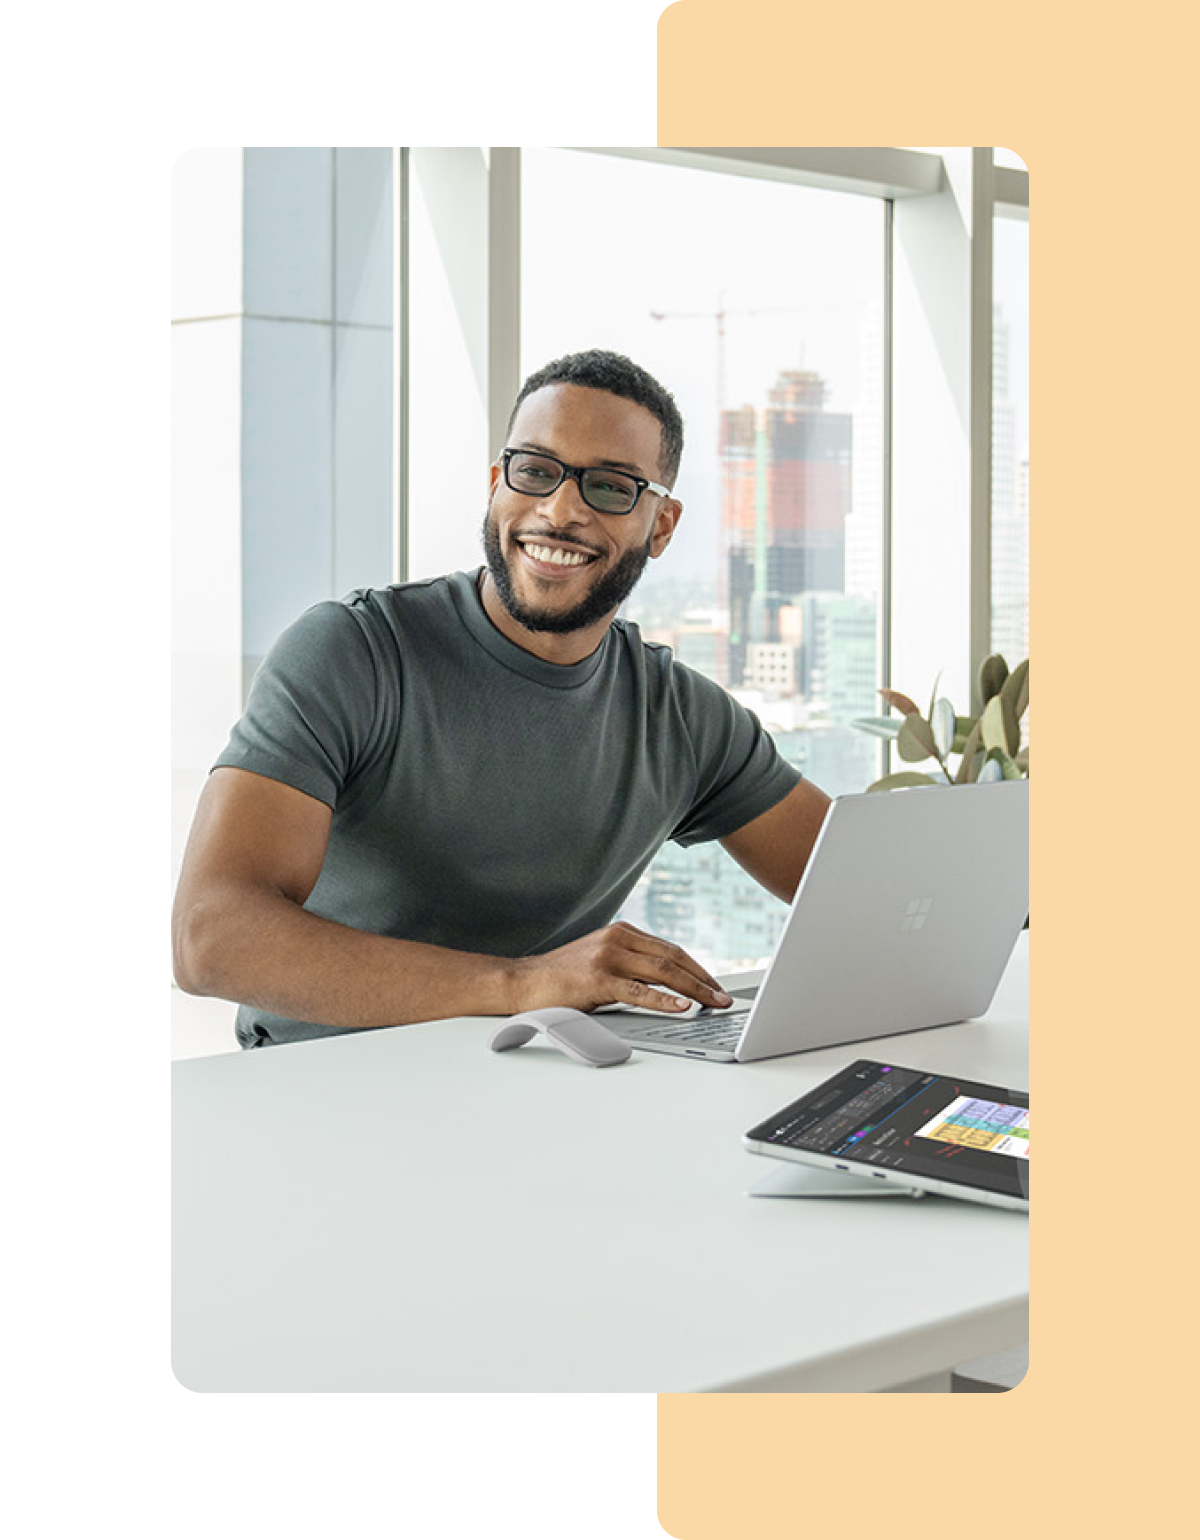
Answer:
[
  {"left": 650, "top": 298, "right": 829, "bottom": 647},
  {"left": 649, "top": 296, "right": 822, "bottom": 445}
]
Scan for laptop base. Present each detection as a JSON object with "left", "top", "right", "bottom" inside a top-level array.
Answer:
[{"left": 747, "top": 1163, "right": 927, "bottom": 1200}]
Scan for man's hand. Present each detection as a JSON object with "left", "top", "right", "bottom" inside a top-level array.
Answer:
[{"left": 512, "top": 922, "right": 733, "bottom": 1015}]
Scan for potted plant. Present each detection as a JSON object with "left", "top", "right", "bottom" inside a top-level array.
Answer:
[{"left": 853, "top": 654, "right": 1029, "bottom": 793}]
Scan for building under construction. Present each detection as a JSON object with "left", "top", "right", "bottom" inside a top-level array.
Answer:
[{"left": 719, "top": 368, "right": 853, "bottom": 689}]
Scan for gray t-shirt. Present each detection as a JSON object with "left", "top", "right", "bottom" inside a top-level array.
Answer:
[{"left": 215, "top": 569, "right": 801, "bottom": 1046}]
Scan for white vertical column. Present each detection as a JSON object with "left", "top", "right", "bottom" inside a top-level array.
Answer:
[
  {"left": 406, "top": 146, "right": 521, "bottom": 582},
  {"left": 957, "top": 147, "right": 995, "bottom": 699},
  {"left": 171, "top": 148, "right": 244, "bottom": 885},
  {"left": 333, "top": 148, "right": 396, "bottom": 596},
  {"left": 487, "top": 147, "right": 522, "bottom": 462},
  {"left": 890, "top": 148, "right": 993, "bottom": 712}
]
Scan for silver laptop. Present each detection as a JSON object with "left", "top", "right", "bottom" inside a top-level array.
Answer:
[{"left": 603, "top": 780, "right": 1029, "bottom": 1063}]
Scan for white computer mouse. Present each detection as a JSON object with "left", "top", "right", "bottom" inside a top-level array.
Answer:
[{"left": 488, "top": 1007, "right": 633, "bottom": 1068}]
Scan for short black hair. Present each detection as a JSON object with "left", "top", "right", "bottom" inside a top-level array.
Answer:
[{"left": 508, "top": 349, "right": 684, "bottom": 487}]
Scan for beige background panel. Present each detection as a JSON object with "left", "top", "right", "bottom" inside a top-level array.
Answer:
[{"left": 657, "top": 0, "right": 1195, "bottom": 1535}]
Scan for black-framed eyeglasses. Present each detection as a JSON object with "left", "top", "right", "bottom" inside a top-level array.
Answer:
[{"left": 499, "top": 448, "right": 671, "bottom": 516}]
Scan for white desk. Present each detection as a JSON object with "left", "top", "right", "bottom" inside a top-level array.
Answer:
[{"left": 172, "top": 937, "right": 1028, "bottom": 1392}]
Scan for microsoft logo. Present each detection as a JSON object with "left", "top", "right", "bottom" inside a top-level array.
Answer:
[{"left": 900, "top": 897, "right": 934, "bottom": 932}]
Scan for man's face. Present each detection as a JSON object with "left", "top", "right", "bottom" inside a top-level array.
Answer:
[{"left": 482, "top": 384, "right": 681, "bottom": 635}]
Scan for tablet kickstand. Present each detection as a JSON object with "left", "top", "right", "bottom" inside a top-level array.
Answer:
[{"left": 748, "top": 1163, "right": 927, "bottom": 1200}]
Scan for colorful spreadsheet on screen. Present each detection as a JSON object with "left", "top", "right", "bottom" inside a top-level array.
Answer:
[{"left": 916, "top": 1096, "right": 1029, "bottom": 1158}]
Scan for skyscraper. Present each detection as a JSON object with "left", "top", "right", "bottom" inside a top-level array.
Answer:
[{"left": 720, "top": 368, "right": 853, "bottom": 688}]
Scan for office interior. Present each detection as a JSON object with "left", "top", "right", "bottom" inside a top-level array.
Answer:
[
  {"left": 172, "top": 145, "right": 1028, "bottom": 1062},
  {"left": 171, "top": 149, "right": 1028, "bottom": 1393}
]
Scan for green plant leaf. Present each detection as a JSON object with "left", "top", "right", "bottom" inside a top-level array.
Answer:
[
  {"left": 1001, "top": 693, "right": 1020, "bottom": 753},
  {"left": 897, "top": 712, "right": 938, "bottom": 762},
  {"left": 976, "top": 755, "right": 1004, "bottom": 783},
  {"left": 1001, "top": 658, "right": 1029, "bottom": 721},
  {"left": 851, "top": 715, "right": 901, "bottom": 740},
  {"left": 954, "top": 717, "right": 985, "bottom": 782},
  {"left": 980, "top": 696, "right": 1004, "bottom": 752},
  {"left": 981, "top": 695, "right": 1019, "bottom": 756},
  {"left": 983, "top": 747, "right": 1023, "bottom": 781},
  {"left": 1014, "top": 748, "right": 1030, "bottom": 774},
  {"left": 931, "top": 697, "right": 956, "bottom": 758},
  {"left": 927, "top": 670, "right": 943, "bottom": 723},
  {"left": 978, "top": 653, "right": 1009, "bottom": 704},
  {"left": 879, "top": 688, "right": 921, "bottom": 718},
  {"left": 866, "top": 771, "right": 940, "bottom": 792}
]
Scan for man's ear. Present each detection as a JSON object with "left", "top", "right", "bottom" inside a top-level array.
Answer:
[
  {"left": 649, "top": 497, "right": 683, "bottom": 558},
  {"left": 488, "top": 462, "right": 502, "bottom": 500}
]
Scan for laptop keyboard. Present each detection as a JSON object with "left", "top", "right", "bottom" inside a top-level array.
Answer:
[{"left": 622, "top": 1008, "right": 751, "bottom": 1049}]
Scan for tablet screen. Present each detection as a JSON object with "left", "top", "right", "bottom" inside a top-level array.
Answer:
[{"left": 747, "top": 1060, "right": 1029, "bottom": 1201}]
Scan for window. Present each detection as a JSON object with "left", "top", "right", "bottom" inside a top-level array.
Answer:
[{"left": 521, "top": 149, "right": 886, "bottom": 969}]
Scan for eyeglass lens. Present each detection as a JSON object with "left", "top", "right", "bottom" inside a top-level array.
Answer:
[{"left": 506, "top": 452, "right": 638, "bottom": 514}]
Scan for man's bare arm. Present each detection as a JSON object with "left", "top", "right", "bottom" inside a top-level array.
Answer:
[
  {"left": 718, "top": 779, "right": 833, "bottom": 903},
  {"left": 172, "top": 768, "right": 731, "bottom": 1027}
]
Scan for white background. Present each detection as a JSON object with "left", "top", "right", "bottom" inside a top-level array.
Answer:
[{"left": 5, "top": 3, "right": 669, "bottom": 1536}]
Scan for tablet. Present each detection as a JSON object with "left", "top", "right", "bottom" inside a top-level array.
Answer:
[{"left": 744, "top": 1060, "right": 1029, "bottom": 1212}]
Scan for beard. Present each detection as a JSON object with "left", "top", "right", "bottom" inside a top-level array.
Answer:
[{"left": 480, "top": 511, "right": 654, "bottom": 635}]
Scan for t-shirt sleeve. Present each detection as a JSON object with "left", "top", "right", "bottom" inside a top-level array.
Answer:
[
  {"left": 212, "top": 600, "right": 386, "bottom": 808},
  {"left": 668, "top": 664, "right": 802, "bottom": 847}
]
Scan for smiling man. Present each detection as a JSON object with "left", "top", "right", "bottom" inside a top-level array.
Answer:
[
  {"left": 480, "top": 373, "right": 679, "bottom": 651},
  {"left": 173, "top": 350, "right": 831, "bottom": 1047}
]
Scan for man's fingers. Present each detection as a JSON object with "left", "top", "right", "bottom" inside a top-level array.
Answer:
[
  {"left": 612, "top": 978, "right": 693, "bottom": 1012},
  {"left": 610, "top": 930, "right": 732, "bottom": 1007},
  {"left": 600, "top": 930, "right": 733, "bottom": 1004}
]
